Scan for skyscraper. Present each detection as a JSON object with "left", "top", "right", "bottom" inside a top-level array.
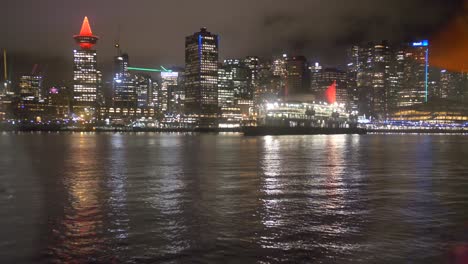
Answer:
[
  {"left": 113, "top": 53, "right": 137, "bottom": 108},
  {"left": 184, "top": 27, "right": 219, "bottom": 128},
  {"left": 73, "top": 16, "right": 99, "bottom": 116},
  {"left": 285, "top": 55, "right": 310, "bottom": 95},
  {"left": 218, "top": 64, "right": 234, "bottom": 107},
  {"left": 310, "top": 68, "right": 348, "bottom": 105},
  {"left": 244, "top": 56, "right": 259, "bottom": 93},
  {"left": 224, "top": 59, "right": 251, "bottom": 100},
  {"left": 135, "top": 74, "right": 151, "bottom": 108},
  {"left": 397, "top": 41, "right": 430, "bottom": 107},
  {"left": 160, "top": 72, "right": 179, "bottom": 113},
  {"left": 347, "top": 41, "right": 391, "bottom": 119}
]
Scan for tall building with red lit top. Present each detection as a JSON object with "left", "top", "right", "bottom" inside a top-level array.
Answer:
[{"left": 73, "top": 16, "right": 99, "bottom": 116}]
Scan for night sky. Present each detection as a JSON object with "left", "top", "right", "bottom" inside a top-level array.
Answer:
[{"left": 2, "top": 0, "right": 466, "bottom": 85}]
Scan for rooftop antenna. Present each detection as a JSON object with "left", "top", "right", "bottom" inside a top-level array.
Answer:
[
  {"left": 114, "top": 24, "right": 122, "bottom": 56},
  {"left": 3, "top": 49, "right": 7, "bottom": 81}
]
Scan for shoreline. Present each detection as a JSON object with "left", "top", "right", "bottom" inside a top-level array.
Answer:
[{"left": 1, "top": 126, "right": 467, "bottom": 135}]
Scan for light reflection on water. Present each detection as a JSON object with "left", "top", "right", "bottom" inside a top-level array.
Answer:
[{"left": 0, "top": 133, "right": 467, "bottom": 263}]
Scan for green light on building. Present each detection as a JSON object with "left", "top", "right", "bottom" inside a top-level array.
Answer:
[{"left": 127, "top": 66, "right": 172, "bottom": 72}]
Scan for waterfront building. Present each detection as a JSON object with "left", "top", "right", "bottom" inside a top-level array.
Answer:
[
  {"left": 184, "top": 27, "right": 219, "bottom": 128},
  {"left": 397, "top": 40, "right": 430, "bottom": 108},
  {"left": 72, "top": 16, "right": 99, "bottom": 116},
  {"left": 19, "top": 75, "right": 43, "bottom": 101},
  {"left": 257, "top": 100, "right": 355, "bottom": 128},
  {"left": 218, "top": 65, "right": 234, "bottom": 107}
]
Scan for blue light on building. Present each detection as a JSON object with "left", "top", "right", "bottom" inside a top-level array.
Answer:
[{"left": 412, "top": 40, "right": 429, "bottom": 47}]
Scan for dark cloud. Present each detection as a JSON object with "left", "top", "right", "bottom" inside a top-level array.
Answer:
[{"left": 0, "top": 0, "right": 463, "bottom": 84}]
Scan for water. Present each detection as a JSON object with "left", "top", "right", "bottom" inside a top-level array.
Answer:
[{"left": 1, "top": 133, "right": 468, "bottom": 263}]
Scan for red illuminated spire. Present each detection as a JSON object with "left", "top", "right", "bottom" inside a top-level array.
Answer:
[
  {"left": 74, "top": 16, "right": 98, "bottom": 50},
  {"left": 79, "top": 16, "right": 93, "bottom": 36},
  {"left": 325, "top": 80, "right": 337, "bottom": 104}
]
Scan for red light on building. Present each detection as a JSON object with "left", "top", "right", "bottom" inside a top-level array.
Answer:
[
  {"left": 325, "top": 80, "right": 336, "bottom": 104},
  {"left": 73, "top": 16, "right": 98, "bottom": 50}
]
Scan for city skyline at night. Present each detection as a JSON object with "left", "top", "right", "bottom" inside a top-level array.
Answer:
[
  {"left": 1, "top": 0, "right": 466, "bottom": 84},
  {"left": 2, "top": 2, "right": 468, "bottom": 263}
]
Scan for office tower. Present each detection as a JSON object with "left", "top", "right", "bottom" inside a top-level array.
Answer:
[
  {"left": 113, "top": 53, "right": 137, "bottom": 108},
  {"left": 73, "top": 16, "right": 99, "bottom": 115},
  {"left": 19, "top": 75, "right": 42, "bottom": 101},
  {"left": 285, "top": 55, "right": 310, "bottom": 95},
  {"left": 310, "top": 68, "right": 348, "bottom": 105},
  {"left": 439, "top": 69, "right": 466, "bottom": 100},
  {"left": 348, "top": 41, "right": 391, "bottom": 119},
  {"left": 160, "top": 71, "right": 184, "bottom": 114},
  {"left": 160, "top": 72, "right": 179, "bottom": 112},
  {"left": 135, "top": 74, "right": 151, "bottom": 108},
  {"left": 218, "top": 65, "right": 234, "bottom": 107},
  {"left": 244, "top": 56, "right": 259, "bottom": 91},
  {"left": 224, "top": 59, "right": 251, "bottom": 100},
  {"left": 397, "top": 41, "right": 429, "bottom": 107},
  {"left": 114, "top": 53, "right": 129, "bottom": 79},
  {"left": 255, "top": 61, "right": 280, "bottom": 103},
  {"left": 185, "top": 27, "right": 219, "bottom": 127},
  {"left": 150, "top": 81, "right": 159, "bottom": 107}
]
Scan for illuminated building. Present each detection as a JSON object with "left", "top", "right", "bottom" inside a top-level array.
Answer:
[
  {"left": 285, "top": 55, "right": 310, "bottom": 95},
  {"left": 135, "top": 74, "right": 151, "bottom": 108},
  {"left": 391, "top": 98, "right": 468, "bottom": 124},
  {"left": 114, "top": 53, "right": 129, "bottom": 79},
  {"left": 160, "top": 72, "right": 179, "bottom": 112},
  {"left": 150, "top": 81, "right": 159, "bottom": 107},
  {"left": 255, "top": 61, "right": 281, "bottom": 103},
  {"left": 72, "top": 16, "right": 99, "bottom": 115},
  {"left": 347, "top": 41, "right": 391, "bottom": 119},
  {"left": 19, "top": 75, "right": 43, "bottom": 101},
  {"left": 271, "top": 55, "right": 288, "bottom": 96},
  {"left": 397, "top": 40, "right": 429, "bottom": 107},
  {"left": 257, "top": 101, "right": 355, "bottom": 128},
  {"left": 46, "top": 86, "right": 70, "bottom": 107},
  {"left": 184, "top": 27, "right": 219, "bottom": 128},
  {"left": 224, "top": 59, "right": 251, "bottom": 100},
  {"left": 311, "top": 68, "right": 348, "bottom": 106},
  {"left": 244, "top": 56, "right": 259, "bottom": 91},
  {"left": 272, "top": 54, "right": 288, "bottom": 77},
  {"left": 218, "top": 65, "right": 234, "bottom": 107},
  {"left": 113, "top": 53, "right": 137, "bottom": 108},
  {"left": 438, "top": 69, "right": 466, "bottom": 101}
]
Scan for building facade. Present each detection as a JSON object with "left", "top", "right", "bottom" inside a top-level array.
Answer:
[
  {"left": 72, "top": 17, "right": 99, "bottom": 116},
  {"left": 184, "top": 27, "right": 219, "bottom": 127}
]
